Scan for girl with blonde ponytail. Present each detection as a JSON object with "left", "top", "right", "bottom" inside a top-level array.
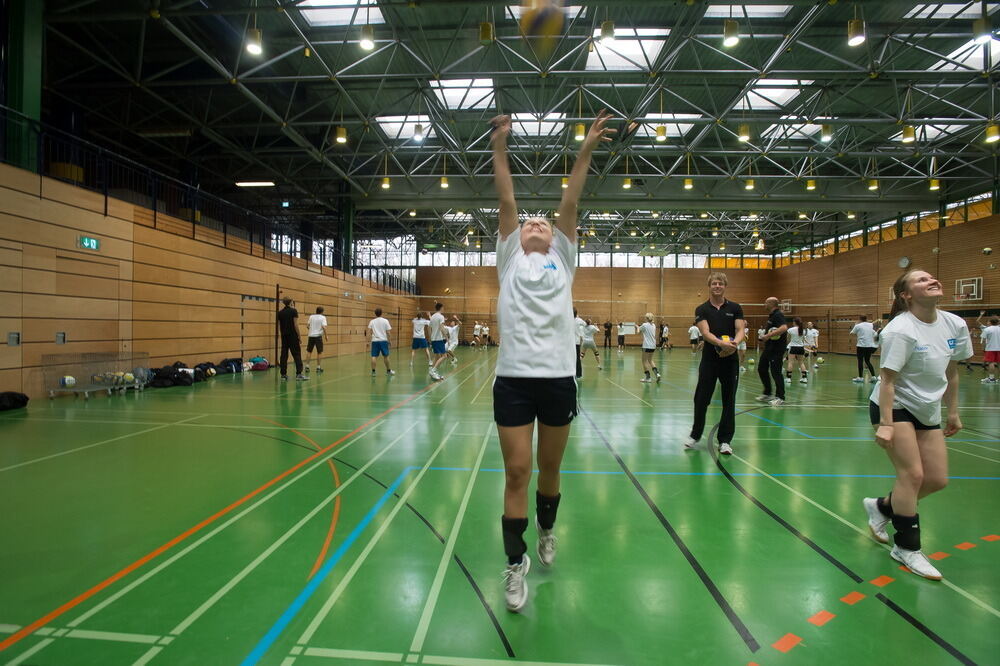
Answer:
[{"left": 861, "top": 270, "right": 973, "bottom": 580}]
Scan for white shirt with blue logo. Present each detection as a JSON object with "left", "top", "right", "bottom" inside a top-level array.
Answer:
[
  {"left": 495, "top": 226, "right": 576, "bottom": 378},
  {"left": 871, "top": 310, "right": 973, "bottom": 425}
]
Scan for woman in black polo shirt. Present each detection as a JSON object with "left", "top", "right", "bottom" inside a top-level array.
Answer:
[{"left": 682, "top": 273, "right": 745, "bottom": 455}]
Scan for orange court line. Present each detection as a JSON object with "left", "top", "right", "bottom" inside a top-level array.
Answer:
[
  {"left": 869, "top": 575, "right": 894, "bottom": 588},
  {"left": 840, "top": 591, "right": 866, "bottom": 605},
  {"left": 249, "top": 416, "right": 344, "bottom": 580},
  {"left": 929, "top": 551, "right": 951, "bottom": 560},
  {"left": 982, "top": 534, "right": 1000, "bottom": 542},
  {"left": 0, "top": 379, "right": 444, "bottom": 653},
  {"left": 807, "top": 610, "right": 835, "bottom": 627},
  {"left": 771, "top": 633, "right": 802, "bottom": 653},
  {"left": 954, "top": 542, "right": 976, "bottom": 550}
]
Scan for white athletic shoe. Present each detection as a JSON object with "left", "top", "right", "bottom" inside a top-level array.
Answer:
[
  {"left": 739, "top": 366, "right": 747, "bottom": 373},
  {"left": 640, "top": 377, "right": 652, "bottom": 383},
  {"left": 799, "top": 377, "right": 808, "bottom": 384},
  {"left": 503, "top": 555, "right": 531, "bottom": 611},
  {"left": 862, "top": 497, "right": 890, "bottom": 544},
  {"left": 890, "top": 545, "right": 942, "bottom": 581},
  {"left": 655, "top": 372, "right": 662, "bottom": 383},
  {"left": 451, "top": 358, "right": 458, "bottom": 365},
  {"left": 597, "top": 364, "right": 603, "bottom": 370},
  {"left": 813, "top": 364, "right": 819, "bottom": 369},
  {"left": 981, "top": 377, "right": 997, "bottom": 384},
  {"left": 429, "top": 369, "right": 443, "bottom": 381},
  {"left": 718, "top": 442, "right": 733, "bottom": 455},
  {"left": 387, "top": 369, "right": 395, "bottom": 376},
  {"left": 784, "top": 377, "right": 792, "bottom": 384},
  {"left": 769, "top": 398, "right": 785, "bottom": 407},
  {"left": 851, "top": 377, "right": 864, "bottom": 383},
  {"left": 535, "top": 519, "right": 557, "bottom": 567},
  {"left": 755, "top": 394, "right": 772, "bottom": 403},
  {"left": 682, "top": 436, "right": 699, "bottom": 450}
]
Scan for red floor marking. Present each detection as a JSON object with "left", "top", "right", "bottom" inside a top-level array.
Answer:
[
  {"left": 870, "top": 575, "right": 894, "bottom": 587},
  {"left": 982, "top": 534, "right": 1000, "bottom": 542},
  {"left": 840, "top": 591, "right": 866, "bottom": 605},
  {"left": 929, "top": 551, "right": 951, "bottom": 560},
  {"left": 807, "top": 610, "right": 835, "bottom": 627},
  {"left": 772, "top": 634, "right": 802, "bottom": 653},
  {"left": 899, "top": 565, "right": 911, "bottom": 573},
  {"left": 955, "top": 542, "right": 976, "bottom": 550},
  {"left": 0, "top": 379, "right": 444, "bottom": 653}
]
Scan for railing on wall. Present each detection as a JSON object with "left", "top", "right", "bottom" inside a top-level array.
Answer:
[{"left": 0, "top": 104, "right": 415, "bottom": 294}]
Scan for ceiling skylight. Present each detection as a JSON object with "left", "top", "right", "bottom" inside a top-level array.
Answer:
[
  {"left": 298, "top": 0, "right": 384, "bottom": 27},
  {"left": 761, "top": 115, "right": 828, "bottom": 140},
  {"left": 586, "top": 28, "right": 670, "bottom": 71},
  {"left": 891, "top": 124, "right": 969, "bottom": 142},
  {"left": 930, "top": 37, "right": 1000, "bottom": 71},
  {"left": 734, "top": 79, "right": 812, "bottom": 111},
  {"left": 704, "top": 5, "right": 792, "bottom": 18},
  {"left": 375, "top": 115, "right": 434, "bottom": 141},
  {"left": 508, "top": 5, "right": 586, "bottom": 20},
  {"left": 430, "top": 79, "right": 495, "bottom": 110},
  {"left": 638, "top": 113, "right": 701, "bottom": 138},
  {"left": 511, "top": 112, "right": 565, "bottom": 136},
  {"left": 905, "top": 4, "right": 1000, "bottom": 19}
]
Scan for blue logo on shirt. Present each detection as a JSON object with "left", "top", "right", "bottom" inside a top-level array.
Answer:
[
  {"left": 542, "top": 261, "right": 557, "bottom": 271},
  {"left": 947, "top": 338, "right": 956, "bottom": 349}
]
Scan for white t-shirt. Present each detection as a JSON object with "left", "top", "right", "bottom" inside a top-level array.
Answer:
[
  {"left": 661, "top": 326, "right": 669, "bottom": 339},
  {"left": 447, "top": 324, "right": 460, "bottom": 345},
  {"left": 787, "top": 326, "right": 808, "bottom": 347},
  {"left": 368, "top": 317, "right": 392, "bottom": 343},
  {"left": 640, "top": 322, "right": 657, "bottom": 349},
  {"left": 411, "top": 317, "right": 429, "bottom": 339},
  {"left": 870, "top": 311, "right": 973, "bottom": 426},
  {"left": 981, "top": 325, "right": 1000, "bottom": 352},
  {"left": 473, "top": 324, "right": 482, "bottom": 336},
  {"left": 482, "top": 326, "right": 490, "bottom": 337},
  {"left": 851, "top": 321, "right": 878, "bottom": 348},
  {"left": 688, "top": 325, "right": 700, "bottom": 340},
  {"left": 430, "top": 312, "right": 446, "bottom": 341},
  {"left": 617, "top": 324, "right": 625, "bottom": 336},
  {"left": 495, "top": 226, "right": 576, "bottom": 378},
  {"left": 806, "top": 328, "right": 820, "bottom": 347},
  {"left": 574, "top": 317, "right": 586, "bottom": 345},
  {"left": 307, "top": 314, "right": 328, "bottom": 338},
  {"left": 582, "top": 324, "right": 598, "bottom": 345}
]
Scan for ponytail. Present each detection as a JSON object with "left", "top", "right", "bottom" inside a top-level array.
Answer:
[{"left": 889, "top": 269, "right": 918, "bottom": 320}]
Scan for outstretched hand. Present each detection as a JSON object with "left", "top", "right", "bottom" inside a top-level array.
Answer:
[
  {"left": 490, "top": 115, "right": 512, "bottom": 147},
  {"left": 582, "top": 109, "right": 616, "bottom": 151}
]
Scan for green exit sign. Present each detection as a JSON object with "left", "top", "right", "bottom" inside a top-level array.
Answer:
[{"left": 78, "top": 236, "right": 100, "bottom": 251}]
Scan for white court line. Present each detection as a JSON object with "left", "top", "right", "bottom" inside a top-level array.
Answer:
[
  {"left": 291, "top": 647, "right": 620, "bottom": 666},
  {"left": 732, "top": 453, "right": 1000, "bottom": 619},
  {"left": 0, "top": 414, "right": 205, "bottom": 473},
  {"left": 423, "top": 656, "right": 622, "bottom": 666},
  {"left": 948, "top": 447, "right": 1000, "bottom": 464},
  {"left": 436, "top": 363, "right": 489, "bottom": 404},
  {"left": 409, "top": 425, "right": 491, "bottom": 653},
  {"left": 469, "top": 372, "right": 495, "bottom": 404},
  {"left": 164, "top": 423, "right": 421, "bottom": 637},
  {"left": 300, "top": 647, "right": 402, "bottom": 661},
  {"left": 603, "top": 378, "right": 653, "bottom": 407},
  {"left": 62, "top": 423, "right": 388, "bottom": 630},
  {"left": 6, "top": 638, "right": 55, "bottom": 666},
  {"left": 0, "top": 418, "right": 359, "bottom": 433},
  {"left": 292, "top": 422, "right": 464, "bottom": 649}
]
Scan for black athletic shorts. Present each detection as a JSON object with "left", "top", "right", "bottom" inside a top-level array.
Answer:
[
  {"left": 493, "top": 376, "right": 577, "bottom": 427},
  {"left": 617, "top": 335, "right": 625, "bottom": 345},
  {"left": 307, "top": 336, "right": 324, "bottom": 353},
  {"left": 868, "top": 401, "right": 940, "bottom": 430},
  {"left": 789, "top": 346, "right": 805, "bottom": 356},
  {"left": 690, "top": 338, "right": 699, "bottom": 345}
]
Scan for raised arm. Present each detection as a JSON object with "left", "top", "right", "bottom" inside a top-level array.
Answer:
[
  {"left": 490, "top": 115, "right": 518, "bottom": 240},
  {"left": 557, "top": 110, "right": 616, "bottom": 239}
]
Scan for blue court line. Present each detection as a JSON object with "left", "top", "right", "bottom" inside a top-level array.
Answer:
[
  {"left": 240, "top": 466, "right": 414, "bottom": 665},
  {"left": 428, "top": 467, "right": 1000, "bottom": 480}
]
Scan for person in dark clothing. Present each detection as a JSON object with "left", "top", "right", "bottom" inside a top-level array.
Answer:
[
  {"left": 277, "top": 297, "right": 307, "bottom": 380},
  {"left": 682, "top": 273, "right": 744, "bottom": 455},
  {"left": 603, "top": 320, "right": 613, "bottom": 349},
  {"left": 755, "top": 297, "right": 788, "bottom": 405}
]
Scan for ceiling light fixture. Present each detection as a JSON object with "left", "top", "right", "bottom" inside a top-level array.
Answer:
[
  {"left": 929, "top": 178, "right": 940, "bottom": 191},
  {"left": 847, "top": 18, "right": 866, "bottom": 47},
  {"left": 360, "top": 24, "right": 375, "bottom": 51},
  {"left": 235, "top": 181, "right": 274, "bottom": 187},
  {"left": 335, "top": 126, "right": 347, "bottom": 144},
  {"left": 600, "top": 20, "right": 615, "bottom": 44},
  {"left": 847, "top": 211, "right": 856, "bottom": 219},
  {"left": 973, "top": 17, "right": 992, "bottom": 45},
  {"left": 806, "top": 178, "right": 816, "bottom": 191},
  {"left": 901, "top": 125, "right": 916, "bottom": 143},
  {"left": 868, "top": 178, "right": 879, "bottom": 191},
  {"left": 723, "top": 19, "right": 740, "bottom": 48},
  {"left": 413, "top": 123, "right": 424, "bottom": 142},
  {"left": 381, "top": 177, "right": 390, "bottom": 189},
  {"left": 410, "top": 209, "right": 417, "bottom": 217},
  {"left": 737, "top": 123, "right": 751, "bottom": 143},
  {"left": 745, "top": 178, "right": 755, "bottom": 190},
  {"left": 986, "top": 122, "right": 1000, "bottom": 143},
  {"left": 246, "top": 28, "right": 263, "bottom": 56},
  {"left": 561, "top": 177, "right": 569, "bottom": 189},
  {"left": 700, "top": 212, "right": 708, "bottom": 218},
  {"left": 820, "top": 124, "right": 833, "bottom": 143}
]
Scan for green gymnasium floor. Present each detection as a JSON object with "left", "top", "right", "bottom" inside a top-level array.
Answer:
[{"left": 1, "top": 348, "right": 998, "bottom": 666}]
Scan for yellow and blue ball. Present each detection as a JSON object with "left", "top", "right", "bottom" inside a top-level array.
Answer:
[
  {"left": 61, "top": 375, "right": 76, "bottom": 388},
  {"left": 520, "top": 1, "right": 564, "bottom": 55}
]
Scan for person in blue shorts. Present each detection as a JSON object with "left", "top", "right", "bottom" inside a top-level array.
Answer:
[
  {"left": 410, "top": 311, "right": 431, "bottom": 366},
  {"left": 367, "top": 308, "right": 395, "bottom": 376}
]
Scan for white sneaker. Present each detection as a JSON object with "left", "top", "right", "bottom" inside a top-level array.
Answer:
[
  {"left": 535, "top": 519, "right": 556, "bottom": 567},
  {"left": 503, "top": 555, "right": 531, "bottom": 611},
  {"left": 769, "top": 398, "right": 785, "bottom": 406},
  {"left": 784, "top": 377, "right": 792, "bottom": 384},
  {"left": 739, "top": 366, "right": 747, "bottom": 373},
  {"left": 640, "top": 377, "right": 652, "bottom": 383},
  {"left": 799, "top": 377, "right": 808, "bottom": 384},
  {"left": 755, "top": 394, "right": 772, "bottom": 403},
  {"left": 430, "top": 370, "right": 443, "bottom": 381},
  {"left": 813, "top": 364, "right": 819, "bottom": 369},
  {"left": 655, "top": 372, "right": 662, "bottom": 383},
  {"left": 890, "top": 545, "right": 942, "bottom": 581},
  {"left": 451, "top": 358, "right": 458, "bottom": 365},
  {"left": 387, "top": 369, "right": 395, "bottom": 376},
  {"left": 862, "top": 497, "right": 889, "bottom": 544},
  {"left": 682, "top": 436, "right": 699, "bottom": 450},
  {"left": 718, "top": 442, "right": 733, "bottom": 455},
  {"left": 597, "top": 364, "right": 603, "bottom": 370},
  {"left": 851, "top": 377, "right": 864, "bottom": 383}
]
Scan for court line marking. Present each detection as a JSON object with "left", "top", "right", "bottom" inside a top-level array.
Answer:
[
  {"left": 243, "top": 423, "right": 461, "bottom": 665},
  {"left": 0, "top": 418, "right": 361, "bottom": 433},
  {"left": 732, "top": 452, "right": 1000, "bottom": 620},
  {"left": 288, "top": 649, "right": 619, "bottom": 666},
  {"left": 408, "top": 425, "right": 492, "bottom": 654},
  {"left": 602, "top": 377, "right": 654, "bottom": 407},
  {"left": 0, "top": 363, "right": 473, "bottom": 654},
  {"left": 425, "top": 467, "right": 1000, "bottom": 480},
  {"left": 436, "top": 365, "right": 487, "bottom": 404},
  {"left": 948, "top": 447, "right": 1000, "bottom": 464},
  {"left": 0, "top": 415, "right": 206, "bottom": 473},
  {"left": 469, "top": 371, "right": 495, "bottom": 404}
]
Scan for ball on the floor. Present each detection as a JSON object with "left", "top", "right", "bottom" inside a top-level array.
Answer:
[
  {"left": 61, "top": 375, "right": 76, "bottom": 388},
  {"left": 747, "top": 358, "right": 755, "bottom": 365},
  {"left": 123, "top": 372, "right": 135, "bottom": 383},
  {"left": 206, "top": 367, "right": 217, "bottom": 377},
  {"left": 817, "top": 357, "right": 825, "bottom": 364}
]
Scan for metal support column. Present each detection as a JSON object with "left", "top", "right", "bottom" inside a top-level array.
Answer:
[{"left": 3, "top": 0, "right": 43, "bottom": 171}]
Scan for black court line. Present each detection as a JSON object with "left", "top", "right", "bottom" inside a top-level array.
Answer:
[
  {"left": 232, "top": 429, "right": 516, "bottom": 658},
  {"left": 578, "top": 407, "right": 761, "bottom": 653},
  {"left": 707, "top": 410, "right": 976, "bottom": 665}
]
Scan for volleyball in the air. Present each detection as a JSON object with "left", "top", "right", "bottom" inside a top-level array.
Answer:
[
  {"left": 61, "top": 375, "right": 76, "bottom": 388},
  {"left": 444, "top": 287, "right": 451, "bottom": 294},
  {"left": 520, "top": 1, "right": 564, "bottom": 55}
]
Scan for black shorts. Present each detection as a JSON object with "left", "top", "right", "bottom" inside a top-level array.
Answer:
[
  {"left": 493, "top": 376, "right": 577, "bottom": 427},
  {"left": 690, "top": 339, "right": 699, "bottom": 345},
  {"left": 307, "top": 336, "right": 324, "bottom": 353},
  {"left": 617, "top": 335, "right": 625, "bottom": 345},
  {"left": 868, "top": 401, "right": 939, "bottom": 430},
  {"left": 789, "top": 346, "right": 805, "bottom": 356}
]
